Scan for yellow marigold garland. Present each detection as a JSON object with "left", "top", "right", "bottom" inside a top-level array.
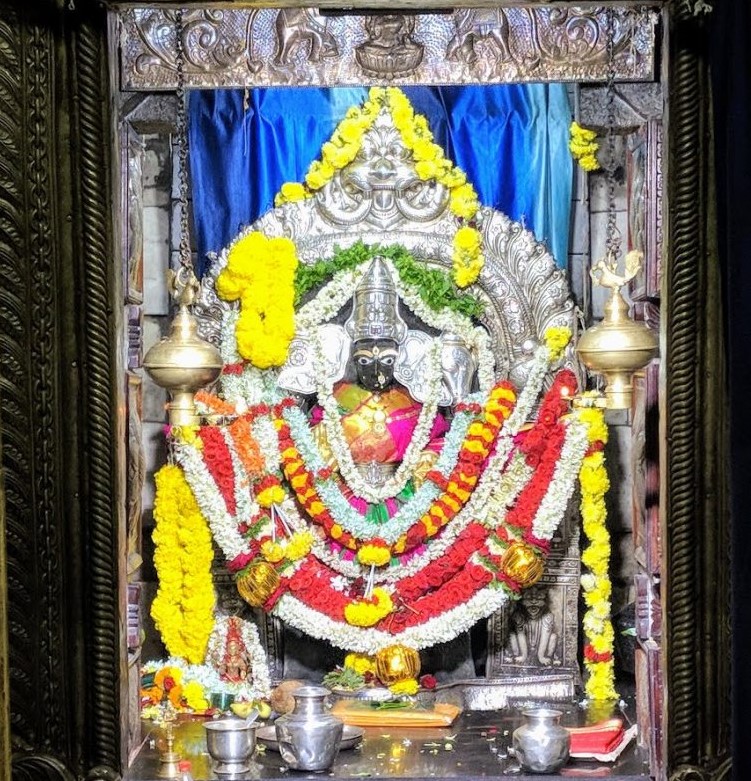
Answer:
[
  {"left": 274, "top": 87, "right": 484, "bottom": 290},
  {"left": 216, "top": 231, "right": 298, "bottom": 369},
  {"left": 151, "top": 464, "right": 215, "bottom": 664},
  {"left": 578, "top": 405, "right": 618, "bottom": 701},
  {"left": 569, "top": 121, "right": 600, "bottom": 172}
]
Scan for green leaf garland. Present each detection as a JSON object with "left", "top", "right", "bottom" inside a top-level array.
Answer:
[{"left": 294, "top": 241, "right": 484, "bottom": 320}]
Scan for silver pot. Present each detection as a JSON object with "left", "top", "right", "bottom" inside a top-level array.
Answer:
[
  {"left": 512, "top": 707, "right": 570, "bottom": 774},
  {"left": 275, "top": 685, "right": 344, "bottom": 771},
  {"left": 204, "top": 718, "right": 257, "bottom": 774}
]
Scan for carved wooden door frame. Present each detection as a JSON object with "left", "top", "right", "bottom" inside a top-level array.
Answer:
[{"left": 0, "top": 2, "right": 730, "bottom": 780}]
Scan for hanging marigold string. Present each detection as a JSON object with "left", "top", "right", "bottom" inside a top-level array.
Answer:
[
  {"left": 151, "top": 464, "right": 216, "bottom": 663},
  {"left": 578, "top": 403, "right": 618, "bottom": 701}
]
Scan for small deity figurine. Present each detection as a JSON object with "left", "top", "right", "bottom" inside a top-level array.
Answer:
[
  {"left": 507, "top": 585, "right": 561, "bottom": 667},
  {"left": 218, "top": 617, "right": 250, "bottom": 683}
]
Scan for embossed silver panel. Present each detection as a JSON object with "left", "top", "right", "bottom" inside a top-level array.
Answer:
[{"left": 119, "top": 6, "right": 658, "bottom": 91}]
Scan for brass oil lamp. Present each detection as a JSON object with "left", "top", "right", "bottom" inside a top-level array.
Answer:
[
  {"left": 576, "top": 250, "right": 658, "bottom": 410},
  {"left": 143, "top": 8, "right": 222, "bottom": 426},
  {"left": 143, "top": 267, "right": 222, "bottom": 426},
  {"left": 575, "top": 15, "right": 658, "bottom": 411}
]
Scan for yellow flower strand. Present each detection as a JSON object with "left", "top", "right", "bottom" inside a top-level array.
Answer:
[
  {"left": 151, "top": 464, "right": 215, "bottom": 664},
  {"left": 578, "top": 405, "right": 618, "bottom": 701},
  {"left": 569, "top": 121, "right": 600, "bottom": 173},
  {"left": 216, "top": 231, "right": 298, "bottom": 369},
  {"left": 274, "top": 87, "right": 484, "bottom": 290},
  {"left": 544, "top": 326, "right": 572, "bottom": 362}
]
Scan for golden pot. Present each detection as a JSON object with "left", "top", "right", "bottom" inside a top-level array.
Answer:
[
  {"left": 501, "top": 542, "right": 545, "bottom": 588},
  {"left": 375, "top": 645, "right": 421, "bottom": 685},
  {"left": 236, "top": 562, "right": 280, "bottom": 608}
]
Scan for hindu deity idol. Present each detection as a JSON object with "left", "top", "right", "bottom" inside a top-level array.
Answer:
[{"left": 307, "top": 257, "right": 461, "bottom": 496}]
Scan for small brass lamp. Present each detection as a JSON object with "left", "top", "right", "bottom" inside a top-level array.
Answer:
[
  {"left": 576, "top": 250, "right": 658, "bottom": 410},
  {"left": 143, "top": 267, "right": 223, "bottom": 426},
  {"left": 157, "top": 708, "right": 181, "bottom": 778}
]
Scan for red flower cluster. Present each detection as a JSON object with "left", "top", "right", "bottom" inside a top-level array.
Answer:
[
  {"left": 288, "top": 560, "right": 348, "bottom": 620},
  {"left": 584, "top": 643, "right": 613, "bottom": 664},
  {"left": 455, "top": 401, "right": 482, "bottom": 415},
  {"left": 518, "top": 369, "right": 576, "bottom": 467},
  {"left": 505, "top": 424, "right": 565, "bottom": 531},
  {"left": 394, "top": 523, "right": 487, "bottom": 602},
  {"left": 382, "top": 563, "right": 493, "bottom": 632},
  {"left": 425, "top": 470, "right": 449, "bottom": 491},
  {"left": 227, "top": 541, "right": 261, "bottom": 573},
  {"left": 200, "top": 426, "right": 237, "bottom": 515}
]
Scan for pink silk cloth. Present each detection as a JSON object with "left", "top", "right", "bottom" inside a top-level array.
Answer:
[{"left": 331, "top": 382, "right": 447, "bottom": 465}]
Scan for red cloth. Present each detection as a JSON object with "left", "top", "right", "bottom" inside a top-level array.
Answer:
[{"left": 568, "top": 718, "right": 625, "bottom": 755}]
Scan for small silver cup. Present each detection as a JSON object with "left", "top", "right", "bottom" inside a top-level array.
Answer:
[{"left": 204, "top": 719, "right": 257, "bottom": 774}]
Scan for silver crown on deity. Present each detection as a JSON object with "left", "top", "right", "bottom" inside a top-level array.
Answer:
[{"left": 345, "top": 257, "right": 408, "bottom": 344}]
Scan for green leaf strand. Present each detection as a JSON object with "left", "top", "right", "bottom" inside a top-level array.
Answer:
[{"left": 294, "top": 241, "right": 484, "bottom": 319}]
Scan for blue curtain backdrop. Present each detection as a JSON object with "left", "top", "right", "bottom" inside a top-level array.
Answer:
[{"left": 188, "top": 85, "right": 572, "bottom": 277}]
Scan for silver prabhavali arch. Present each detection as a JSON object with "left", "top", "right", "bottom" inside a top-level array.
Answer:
[
  {"left": 195, "top": 101, "right": 582, "bottom": 701},
  {"left": 197, "top": 109, "right": 578, "bottom": 390}
]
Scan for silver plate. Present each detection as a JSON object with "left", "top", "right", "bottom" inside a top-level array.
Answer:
[{"left": 257, "top": 724, "right": 364, "bottom": 752}]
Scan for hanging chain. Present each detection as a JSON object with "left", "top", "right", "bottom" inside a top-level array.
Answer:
[
  {"left": 174, "top": 9, "right": 192, "bottom": 270},
  {"left": 604, "top": 6, "right": 621, "bottom": 262}
]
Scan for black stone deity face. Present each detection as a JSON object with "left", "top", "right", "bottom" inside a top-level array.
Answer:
[{"left": 353, "top": 338, "right": 399, "bottom": 391}]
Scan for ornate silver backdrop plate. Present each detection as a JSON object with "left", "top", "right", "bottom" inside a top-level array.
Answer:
[
  {"left": 118, "top": 6, "right": 658, "bottom": 91},
  {"left": 257, "top": 724, "right": 364, "bottom": 752},
  {"left": 196, "top": 104, "right": 579, "bottom": 391}
]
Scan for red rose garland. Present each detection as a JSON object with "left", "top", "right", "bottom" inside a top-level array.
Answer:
[{"left": 199, "top": 426, "right": 237, "bottom": 515}]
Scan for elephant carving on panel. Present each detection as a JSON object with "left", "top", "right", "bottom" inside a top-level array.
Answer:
[
  {"left": 274, "top": 9, "right": 338, "bottom": 66},
  {"left": 446, "top": 9, "right": 512, "bottom": 66}
]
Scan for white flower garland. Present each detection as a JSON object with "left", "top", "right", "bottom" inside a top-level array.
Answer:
[
  {"left": 205, "top": 616, "right": 273, "bottom": 700},
  {"left": 481, "top": 453, "right": 533, "bottom": 532},
  {"left": 312, "top": 333, "right": 444, "bottom": 503},
  {"left": 282, "top": 404, "right": 473, "bottom": 544},
  {"left": 252, "top": 416, "right": 282, "bottom": 475},
  {"left": 295, "top": 268, "right": 366, "bottom": 331},
  {"left": 274, "top": 585, "right": 510, "bottom": 654},
  {"left": 220, "top": 310, "right": 242, "bottom": 364},
  {"left": 531, "top": 416, "right": 590, "bottom": 540}
]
